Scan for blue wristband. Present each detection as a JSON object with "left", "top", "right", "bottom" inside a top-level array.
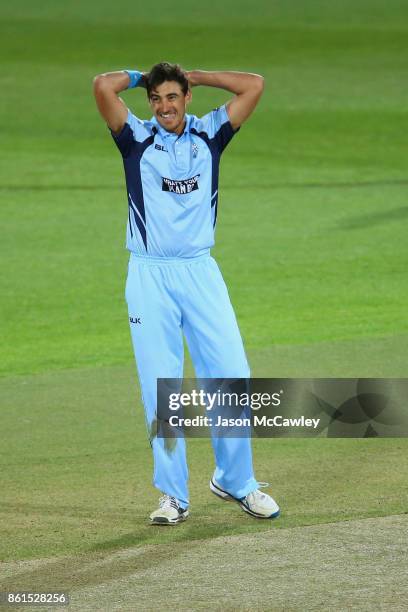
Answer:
[{"left": 125, "top": 70, "right": 142, "bottom": 89}]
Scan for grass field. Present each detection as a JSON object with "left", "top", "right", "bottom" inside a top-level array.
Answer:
[{"left": 1, "top": 0, "right": 408, "bottom": 609}]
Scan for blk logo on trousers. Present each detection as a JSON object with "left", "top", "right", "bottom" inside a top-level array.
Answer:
[{"left": 129, "top": 316, "right": 141, "bottom": 324}]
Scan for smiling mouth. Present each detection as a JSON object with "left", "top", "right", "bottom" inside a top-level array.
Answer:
[{"left": 160, "top": 112, "right": 176, "bottom": 120}]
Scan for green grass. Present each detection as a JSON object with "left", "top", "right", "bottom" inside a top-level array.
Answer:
[
  {"left": 1, "top": 1, "right": 408, "bottom": 376},
  {"left": 1, "top": 0, "right": 408, "bottom": 571}
]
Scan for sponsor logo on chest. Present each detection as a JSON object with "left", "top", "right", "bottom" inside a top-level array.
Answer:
[{"left": 162, "top": 174, "right": 200, "bottom": 194}]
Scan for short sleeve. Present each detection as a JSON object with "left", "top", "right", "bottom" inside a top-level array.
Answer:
[
  {"left": 110, "top": 110, "right": 150, "bottom": 158},
  {"left": 197, "top": 104, "right": 240, "bottom": 154}
]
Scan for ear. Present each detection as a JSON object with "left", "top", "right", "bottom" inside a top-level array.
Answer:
[{"left": 185, "top": 89, "right": 192, "bottom": 106}]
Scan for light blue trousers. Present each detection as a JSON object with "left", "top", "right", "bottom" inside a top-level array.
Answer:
[{"left": 126, "top": 252, "right": 258, "bottom": 508}]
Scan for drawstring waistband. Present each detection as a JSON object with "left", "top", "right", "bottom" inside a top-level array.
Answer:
[{"left": 129, "top": 250, "right": 210, "bottom": 266}]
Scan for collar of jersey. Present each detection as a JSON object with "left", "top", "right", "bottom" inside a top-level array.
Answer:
[{"left": 151, "top": 113, "right": 192, "bottom": 139}]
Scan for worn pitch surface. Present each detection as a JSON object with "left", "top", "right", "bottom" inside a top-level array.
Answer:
[{"left": 1, "top": 515, "right": 407, "bottom": 611}]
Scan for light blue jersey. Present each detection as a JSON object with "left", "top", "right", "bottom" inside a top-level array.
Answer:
[{"left": 111, "top": 104, "right": 239, "bottom": 257}]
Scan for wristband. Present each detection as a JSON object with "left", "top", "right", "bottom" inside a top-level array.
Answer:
[{"left": 125, "top": 70, "right": 142, "bottom": 89}]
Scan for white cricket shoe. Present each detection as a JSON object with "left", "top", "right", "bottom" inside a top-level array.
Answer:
[
  {"left": 210, "top": 478, "right": 280, "bottom": 519},
  {"left": 150, "top": 494, "right": 189, "bottom": 525}
]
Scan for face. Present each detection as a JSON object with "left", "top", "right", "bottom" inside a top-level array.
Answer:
[{"left": 149, "top": 80, "right": 192, "bottom": 135}]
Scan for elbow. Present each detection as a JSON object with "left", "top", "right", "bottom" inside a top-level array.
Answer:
[
  {"left": 254, "top": 75, "right": 265, "bottom": 95},
  {"left": 93, "top": 73, "right": 108, "bottom": 92}
]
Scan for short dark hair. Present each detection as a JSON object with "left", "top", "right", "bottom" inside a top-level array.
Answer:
[{"left": 146, "top": 62, "right": 189, "bottom": 97}]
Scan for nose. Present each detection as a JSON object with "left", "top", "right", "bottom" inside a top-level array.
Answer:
[{"left": 160, "top": 101, "right": 171, "bottom": 113}]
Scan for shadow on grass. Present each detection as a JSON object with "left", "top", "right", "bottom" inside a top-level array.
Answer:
[
  {"left": 0, "top": 541, "right": 187, "bottom": 594},
  {"left": 338, "top": 205, "right": 408, "bottom": 230}
]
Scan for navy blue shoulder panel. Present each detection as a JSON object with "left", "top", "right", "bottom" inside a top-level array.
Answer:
[
  {"left": 214, "top": 121, "right": 240, "bottom": 154},
  {"left": 191, "top": 127, "right": 227, "bottom": 228},
  {"left": 120, "top": 130, "right": 156, "bottom": 250},
  {"left": 110, "top": 123, "right": 134, "bottom": 158}
]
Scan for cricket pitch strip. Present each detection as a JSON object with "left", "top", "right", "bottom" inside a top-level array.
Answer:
[{"left": 1, "top": 514, "right": 407, "bottom": 611}]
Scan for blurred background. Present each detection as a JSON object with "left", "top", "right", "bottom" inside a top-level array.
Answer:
[{"left": 1, "top": 0, "right": 407, "bottom": 377}]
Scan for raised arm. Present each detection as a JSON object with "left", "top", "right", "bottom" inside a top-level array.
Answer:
[
  {"left": 92, "top": 71, "right": 146, "bottom": 133},
  {"left": 186, "top": 70, "right": 264, "bottom": 130}
]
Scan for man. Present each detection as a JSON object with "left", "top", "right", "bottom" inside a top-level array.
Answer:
[{"left": 93, "top": 62, "right": 280, "bottom": 524}]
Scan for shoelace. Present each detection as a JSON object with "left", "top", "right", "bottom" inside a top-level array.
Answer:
[
  {"left": 158, "top": 494, "right": 179, "bottom": 510},
  {"left": 246, "top": 482, "right": 270, "bottom": 501}
]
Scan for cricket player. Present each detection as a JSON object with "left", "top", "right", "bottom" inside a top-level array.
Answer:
[{"left": 93, "top": 62, "right": 280, "bottom": 524}]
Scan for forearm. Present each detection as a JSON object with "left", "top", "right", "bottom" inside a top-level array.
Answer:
[
  {"left": 187, "top": 70, "right": 264, "bottom": 129},
  {"left": 93, "top": 70, "right": 130, "bottom": 94},
  {"left": 93, "top": 69, "right": 148, "bottom": 132},
  {"left": 186, "top": 70, "right": 263, "bottom": 94},
  {"left": 93, "top": 70, "right": 146, "bottom": 133},
  {"left": 93, "top": 70, "right": 147, "bottom": 93}
]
